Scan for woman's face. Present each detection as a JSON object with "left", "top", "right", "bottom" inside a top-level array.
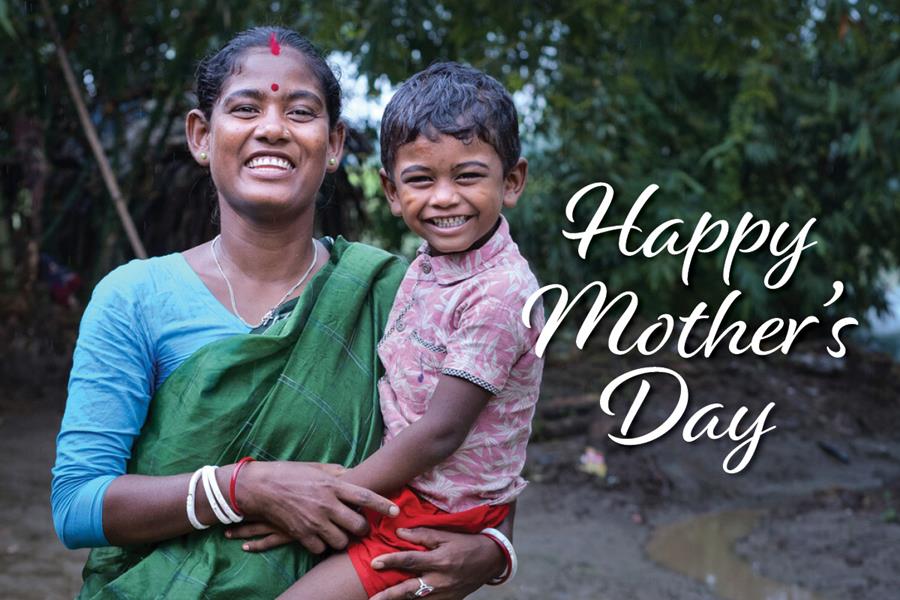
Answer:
[{"left": 188, "top": 46, "right": 344, "bottom": 221}]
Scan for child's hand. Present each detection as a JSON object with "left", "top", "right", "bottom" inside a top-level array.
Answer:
[
  {"left": 310, "top": 462, "right": 347, "bottom": 477},
  {"left": 225, "top": 521, "right": 294, "bottom": 552}
]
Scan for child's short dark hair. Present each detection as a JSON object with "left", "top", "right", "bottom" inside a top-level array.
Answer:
[{"left": 380, "top": 62, "right": 520, "bottom": 177}]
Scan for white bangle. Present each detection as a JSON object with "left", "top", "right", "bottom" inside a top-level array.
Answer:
[
  {"left": 201, "top": 465, "right": 238, "bottom": 525},
  {"left": 481, "top": 527, "right": 517, "bottom": 584},
  {"left": 186, "top": 467, "right": 210, "bottom": 530},
  {"left": 202, "top": 465, "right": 243, "bottom": 524}
]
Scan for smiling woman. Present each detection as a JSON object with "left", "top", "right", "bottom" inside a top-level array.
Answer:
[
  {"left": 186, "top": 44, "right": 343, "bottom": 231},
  {"left": 50, "top": 26, "right": 509, "bottom": 599}
]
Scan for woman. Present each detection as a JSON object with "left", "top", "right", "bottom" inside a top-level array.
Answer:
[{"left": 51, "top": 27, "right": 512, "bottom": 599}]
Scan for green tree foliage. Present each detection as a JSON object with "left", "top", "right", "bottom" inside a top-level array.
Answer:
[{"left": 1, "top": 0, "right": 896, "bottom": 322}]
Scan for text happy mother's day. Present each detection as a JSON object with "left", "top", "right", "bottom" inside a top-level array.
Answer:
[{"left": 523, "top": 182, "right": 859, "bottom": 474}]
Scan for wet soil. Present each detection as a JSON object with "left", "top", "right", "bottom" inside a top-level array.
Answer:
[{"left": 2, "top": 306, "right": 899, "bottom": 599}]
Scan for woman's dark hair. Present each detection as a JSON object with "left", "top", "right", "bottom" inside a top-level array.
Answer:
[
  {"left": 380, "top": 61, "right": 520, "bottom": 177},
  {"left": 195, "top": 26, "right": 341, "bottom": 129}
]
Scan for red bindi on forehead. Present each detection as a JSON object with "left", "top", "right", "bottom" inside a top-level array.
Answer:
[
  {"left": 269, "top": 32, "right": 281, "bottom": 56},
  {"left": 271, "top": 83, "right": 279, "bottom": 92}
]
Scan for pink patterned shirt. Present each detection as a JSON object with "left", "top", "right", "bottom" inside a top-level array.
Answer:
[{"left": 377, "top": 216, "right": 544, "bottom": 513}]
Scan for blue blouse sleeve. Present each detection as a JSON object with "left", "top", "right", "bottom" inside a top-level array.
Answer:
[{"left": 51, "top": 263, "right": 155, "bottom": 549}]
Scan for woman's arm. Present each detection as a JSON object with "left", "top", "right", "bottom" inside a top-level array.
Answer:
[
  {"left": 101, "top": 461, "right": 398, "bottom": 553},
  {"left": 53, "top": 263, "right": 397, "bottom": 552},
  {"left": 51, "top": 263, "right": 157, "bottom": 548},
  {"left": 368, "top": 503, "right": 517, "bottom": 600}
]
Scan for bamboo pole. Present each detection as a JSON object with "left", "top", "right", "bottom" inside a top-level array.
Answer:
[{"left": 38, "top": 0, "right": 147, "bottom": 259}]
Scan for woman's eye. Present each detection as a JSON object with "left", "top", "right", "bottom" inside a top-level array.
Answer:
[
  {"left": 289, "top": 108, "right": 316, "bottom": 122},
  {"left": 232, "top": 105, "right": 258, "bottom": 116}
]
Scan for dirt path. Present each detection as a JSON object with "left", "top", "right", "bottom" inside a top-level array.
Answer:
[{"left": 0, "top": 399, "right": 89, "bottom": 598}]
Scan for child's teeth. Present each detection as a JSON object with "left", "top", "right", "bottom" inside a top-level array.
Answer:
[{"left": 433, "top": 216, "right": 467, "bottom": 228}]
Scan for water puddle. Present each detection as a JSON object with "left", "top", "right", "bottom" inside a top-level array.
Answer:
[{"left": 646, "top": 509, "right": 823, "bottom": 600}]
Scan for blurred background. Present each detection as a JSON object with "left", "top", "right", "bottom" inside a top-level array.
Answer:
[{"left": 1, "top": 1, "right": 898, "bottom": 598}]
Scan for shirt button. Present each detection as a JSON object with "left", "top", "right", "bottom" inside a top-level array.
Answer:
[
  {"left": 396, "top": 322, "right": 406, "bottom": 332},
  {"left": 422, "top": 262, "right": 432, "bottom": 274}
]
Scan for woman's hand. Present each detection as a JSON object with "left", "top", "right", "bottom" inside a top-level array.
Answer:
[
  {"left": 368, "top": 527, "right": 505, "bottom": 600},
  {"left": 239, "top": 461, "right": 398, "bottom": 554}
]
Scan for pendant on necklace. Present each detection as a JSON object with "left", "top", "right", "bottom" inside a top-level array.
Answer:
[{"left": 260, "top": 309, "right": 275, "bottom": 328}]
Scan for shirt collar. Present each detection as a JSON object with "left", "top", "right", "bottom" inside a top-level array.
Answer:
[{"left": 416, "top": 215, "right": 513, "bottom": 285}]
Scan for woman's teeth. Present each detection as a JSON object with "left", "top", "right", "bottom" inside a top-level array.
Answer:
[
  {"left": 246, "top": 156, "right": 293, "bottom": 170},
  {"left": 430, "top": 216, "right": 470, "bottom": 228}
]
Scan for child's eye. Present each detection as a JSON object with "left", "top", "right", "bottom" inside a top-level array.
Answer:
[
  {"left": 403, "top": 175, "right": 432, "bottom": 185},
  {"left": 457, "top": 172, "right": 485, "bottom": 182}
]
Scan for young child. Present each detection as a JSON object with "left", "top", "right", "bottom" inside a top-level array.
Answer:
[{"left": 281, "top": 62, "right": 545, "bottom": 599}]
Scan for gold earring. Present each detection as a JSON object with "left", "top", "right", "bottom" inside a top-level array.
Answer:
[
  {"left": 329, "top": 157, "right": 336, "bottom": 166},
  {"left": 199, "top": 151, "right": 208, "bottom": 161}
]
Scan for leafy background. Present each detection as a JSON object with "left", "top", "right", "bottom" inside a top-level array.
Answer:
[
  {"left": 1, "top": 5, "right": 899, "bottom": 598},
  {"left": 1, "top": 0, "right": 897, "bottom": 325}
]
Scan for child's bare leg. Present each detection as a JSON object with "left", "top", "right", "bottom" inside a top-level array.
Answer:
[{"left": 276, "top": 552, "right": 368, "bottom": 600}]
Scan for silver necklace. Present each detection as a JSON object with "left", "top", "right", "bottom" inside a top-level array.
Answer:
[{"left": 211, "top": 234, "right": 318, "bottom": 329}]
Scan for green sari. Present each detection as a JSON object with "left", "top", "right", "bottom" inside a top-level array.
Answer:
[{"left": 79, "top": 238, "right": 406, "bottom": 599}]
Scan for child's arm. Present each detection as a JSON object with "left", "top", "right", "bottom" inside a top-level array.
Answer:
[
  {"left": 226, "top": 375, "right": 490, "bottom": 552},
  {"left": 340, "top": 374, "right": 491, "bottom": 496}
]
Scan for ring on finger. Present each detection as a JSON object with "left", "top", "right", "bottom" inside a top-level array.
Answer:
[{"left": 414, "top": 577, "right": 435, "bottom": 597}]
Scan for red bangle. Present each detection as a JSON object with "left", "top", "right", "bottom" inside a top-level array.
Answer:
[
  {"left": 481, "top": 531, "right": 512, "bottom": 585},
  {"left": 229, "top": 456, "right": 255, "bottom": 517}
]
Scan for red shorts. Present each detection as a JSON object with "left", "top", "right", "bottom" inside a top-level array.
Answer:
[{"left": 347, "top": 487, "right": 509, "bottom": 598}]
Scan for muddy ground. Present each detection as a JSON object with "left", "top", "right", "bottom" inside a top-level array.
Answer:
[{"left": 1, "top": 304, "right": 899, "bottom": 599}]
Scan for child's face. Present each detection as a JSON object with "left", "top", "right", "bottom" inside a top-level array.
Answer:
[{"left": 381, "top": 133, "right": 527, "bottom": 255}]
